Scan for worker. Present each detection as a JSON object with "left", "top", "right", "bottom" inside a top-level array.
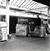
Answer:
[{"left": 35, "top": 15, "right": 41, "bottom": 26}]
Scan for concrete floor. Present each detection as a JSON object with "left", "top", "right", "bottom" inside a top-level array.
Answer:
[{"left": 0, "top": 34, "right": 50, "bottom": 51}]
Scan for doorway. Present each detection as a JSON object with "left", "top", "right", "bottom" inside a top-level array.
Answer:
[{"left": 9, "top": 16, "right": 17, "bottom": 34}]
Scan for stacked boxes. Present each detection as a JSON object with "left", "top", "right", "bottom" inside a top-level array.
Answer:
[
  {"left": 0, "top": 21, "right": 8, "bottom": 41},
  {"left": 1, "top": 27, "right": 8, "bottom": 40},
  {"left": 16, "top": 24, "right": 27, "bottom": 36}
]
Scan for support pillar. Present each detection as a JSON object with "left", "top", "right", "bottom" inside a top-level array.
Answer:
[{"left": 6, "top": 0, "right": 10, "bottom": 34}]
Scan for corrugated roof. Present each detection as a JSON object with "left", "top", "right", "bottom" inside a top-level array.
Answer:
[
  {"left": 33, "top": 0, "right": 49, "bottom": 6},
  {"left": 0, "top": 0, "right": 49, "bottom": 15},
  {"left": 9, "top": 0, "right": 48, "bottom": 15}
]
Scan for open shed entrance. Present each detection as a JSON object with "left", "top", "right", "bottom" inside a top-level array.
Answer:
[{"left": 9, "top": 16, "right": 17, "bottom": 34}]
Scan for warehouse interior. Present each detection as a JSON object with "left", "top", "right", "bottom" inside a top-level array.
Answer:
[{"left": 0, "top": 0, "right": 50, "bottom": 51}]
